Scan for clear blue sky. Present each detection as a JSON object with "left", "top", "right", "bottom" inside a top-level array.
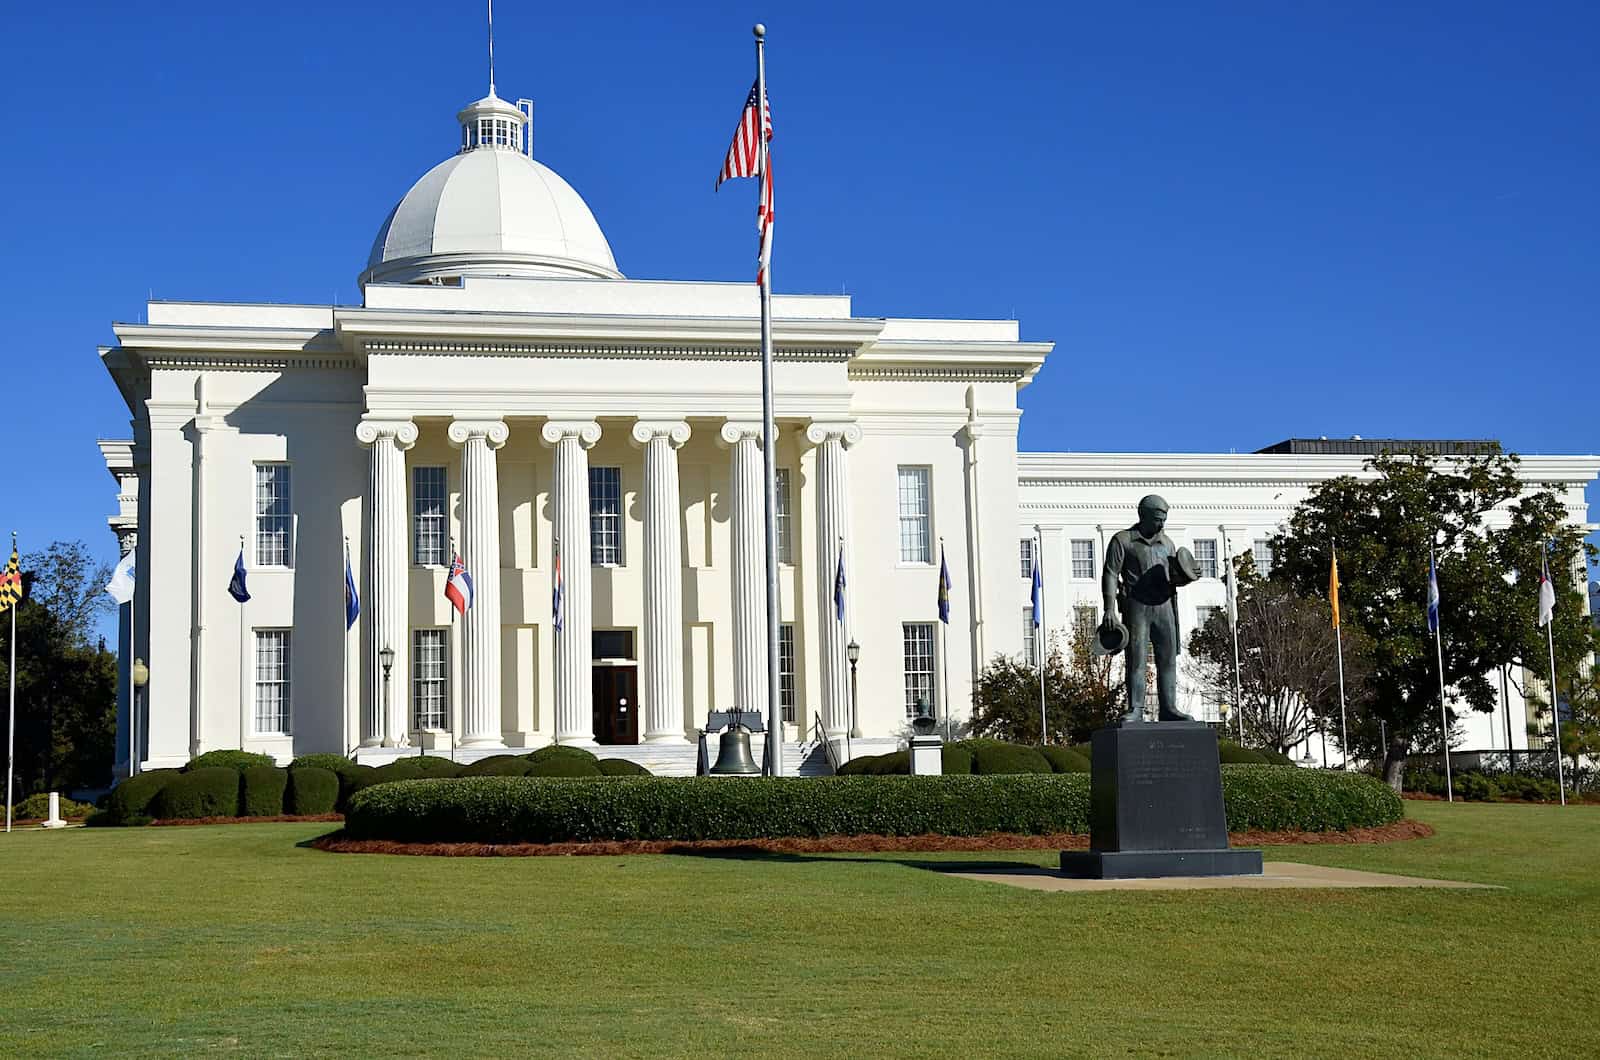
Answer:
[{"left": 1, "top": 0, "right": 1596, "bottom": 589}]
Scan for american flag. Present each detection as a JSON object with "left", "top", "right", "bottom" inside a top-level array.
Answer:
[{"left": 716, "top": 81, "right": 774, "bottom": 286}]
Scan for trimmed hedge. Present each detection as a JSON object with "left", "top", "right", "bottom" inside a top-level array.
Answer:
[
  {"left": 291, "top": 753, "right": 358, "bottom": 774},
  {"left": 241, "top": 766, "right": 288, "bottom": 816},
  {"left": 461, "top": 755, "right": 535, "bottom": 778},
  {"left": 411, "top": 755, "right": 464, "bottom": 777},
  {"left": 942, "top": 745, "right": 973, "bottom": 775},
  {"left": 103, "top": 769, "right": 181, "bottom": 823},
  {"left": 526, "top": 745, "right": 599, "bottom": 765},
  {"left": 1039, "top": 746, "right": 1091, "bottom": 774},
  {"left": 288, "top": 767, "right": 340, "bottom": 815},
  {"left": 189, "top": 749, "right": 277, "bottom": 772},
  {"left": 960, "top": 739, "right": 1052, "bottom": 775},
  {"left": 152, "top": 767, "right": 241, "bottom": 819},
  {"left": 345, "top": 767, "right": 1405, "bottom": 845},
  {"left": 529, "top": 755, "right": 603, "bottom": 778},
  {"left": 597, "top": 758, "right": 651, "bottom": 776},
  {"left": 336, "top": 764, "right": 381, "bottom": 810},
  {"left": 836, "top": 745, "right": 971, "bottom": 776},
  {"left": 1218, "top": 743, "right": 1270, "bottom": 765}
]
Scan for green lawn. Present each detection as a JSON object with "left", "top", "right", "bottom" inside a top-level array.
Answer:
[{"left": 2, "top": 802, "right": 1596, "bottom": 1058}]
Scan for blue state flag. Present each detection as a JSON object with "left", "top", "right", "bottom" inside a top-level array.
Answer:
[
  {"left": 344, "top": 548, "right": 360, "bottom": 630},
  {"left": 1030, "top": 557, "right": 1043, "bottom": 628},
  {"left": 228, "top": 548, "right": 251, "bottom": 604},
  {"left": 1426, "top": 552, "right": 1440, "bottom": 634},
  {"left": 937, "top": 543, "right": 951, "bottom": 624},
  {"left": 834, "top": 547, "right": 847, "bottom": 622}
]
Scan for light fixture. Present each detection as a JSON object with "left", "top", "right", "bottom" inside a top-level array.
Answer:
[
  {"left": 379, "top": 644, "right": 395, "bottom": 678},
  {"left": 847, "top": 639, "right": 860, "bottom": 665}
]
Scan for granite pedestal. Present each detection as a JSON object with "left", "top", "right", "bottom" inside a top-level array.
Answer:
[{"left": 1059, "top": 722, "right": 1262, "bottom": 879}]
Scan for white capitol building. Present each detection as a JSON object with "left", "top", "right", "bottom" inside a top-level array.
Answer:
[{"left": 97, "top": 81, "right": 1599, "bottom": 776}]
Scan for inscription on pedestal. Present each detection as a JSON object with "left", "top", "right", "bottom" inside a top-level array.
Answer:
[{"left": 1088, "top": 723, "right": 1230, "bottom": 853}]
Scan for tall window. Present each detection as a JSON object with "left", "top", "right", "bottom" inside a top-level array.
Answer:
[
  {"left": 896, "top": 467, "right": 932, "bottom": 564},
  {"left": 779, "top": 624, "right": 796, "bottom": 723},
  {"left": 1071, "top": 539, "right": 1096, "bottom": 579},
  {"left": 1252, "top": 539, "right": 1274, "bottom": 578},
  {"left": 412, "top": 629, "right": 448, "bottom": 730},
  {"left": 254, "top": 630, "right": 291, "bottom": 735},
  {"left": 775, "top": 468, "right": 794, "bottom": 565},
  {"left": 589, "top": 467, "right": 623, "bottom": 566},
  {"left": 1073, "top": 605, "right": 1099, "bottom": 642},
  {"left": 1022, "top": 607, "right": 1039, "bottom": 667},
  {"left": 1194, "top": 538, "right": 1219, "bottom": 579},
  {"left": 254, "top": 464, "right": 292, "bottom": 567},
  {"left": 903, "top": 622, "right": 936, "bottom": 716},
  {"left": 1019, "top": 538, "right": 1036, "bottom": 578},
  {"left": 413, "top": 466, "right": 446, "bottom": 566}
]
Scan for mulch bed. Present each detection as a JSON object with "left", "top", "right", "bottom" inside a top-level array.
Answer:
[{"left": 312, "top": 819, "right": 1434, "bottom": 858}]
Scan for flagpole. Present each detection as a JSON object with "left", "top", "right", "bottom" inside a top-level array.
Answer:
[
  {"left": 1222, "top": 528, "right": 1243, "bottom": 742},
  {"left": 754, "top": 23, "right": 783, "bottom": 778},
  {"left": 939, "top": 537, "right": 951, "bottom": 742},
  {"left": 1332, "top": 544, "right": 1348, "bottom": 770},
  {"left": 6, "top": 531, "right": 16, "bottom": 833},
  {"left": 342, "top": 536, "right": 351, "bottom": 756},
  {"left": 1034, "top": 527, "right": 1047, "bottom": 744},
  {"left": 1432, "top": 545, "right": 1453, "bottom": 802},
  {"left": 1543, "top": 546, "right": 1567, "bottom": 806},
  {"left": 238, "top": 534, "right": 249, "bottom": 748}
]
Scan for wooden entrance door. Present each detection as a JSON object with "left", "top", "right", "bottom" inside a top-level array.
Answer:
[{"left": 591, "top": 666, "right": 639, "bottom": 745}]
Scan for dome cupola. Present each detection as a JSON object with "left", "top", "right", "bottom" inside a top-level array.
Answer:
[{"left": 361, "top": 87, "right": 622, "bottom": 287}]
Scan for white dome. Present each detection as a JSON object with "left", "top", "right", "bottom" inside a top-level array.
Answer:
[{"left": 363, "top": 148, "right": 622, "bottom": 285}]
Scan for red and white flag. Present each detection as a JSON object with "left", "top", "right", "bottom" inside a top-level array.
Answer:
[
  {"left": 717, "top": 80, "right": 773, "bottom": 286},
  {"left": 1538, "top": 555, "right": 1556, "bottom": 628},
  {"left": 444, "top": 552, "right": 474, "bottom": 616}
]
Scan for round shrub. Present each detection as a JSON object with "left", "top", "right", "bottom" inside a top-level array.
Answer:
[
  {"left": 287, "top": 767, "right": 339, "bottom": 815},
  {"left": 371, "top": 760, "right": 426, "bottom": 784},
  {"left": 291, "top": 753, "right": 358, "bottom": 774},
  {"left": 528, "top": 755, "right": 603, "bottom": 778},
  {"left": 961, "top": 739, "right": 1052, "bottom": 775},
  {"left": 597, "top": 758, "right": 651, "bottom": 776},
  {"left": 1039, "top": 746, "right": 1091, "bottom": 774},
  {"left": 189, "top": 749, "right": 276, "bottom": 772},
  {"left": 411, "top": 755, "right": 463, "bottom": 777},
  {"left": 1218, "top": 742, "right": 1269, "bottom": 765},
  {"left": 941, "top": 745, "right": 973, "bottom": 775},
  {"left": 152, "top": 766, "right": 241, "bottom": 819},
  {"left": 345, "top": 767, "right": 1405, "bottom": 846},
  {"left": 526, "top": 745, "right": 599, "bottom": 765},
  {"left": 837, "top": 750, "right": 906, "bottom": 775},
  {"left": 103, "top": 769, "right": 181, "bottom": 823},
  {"left": 241, "top": 766, "right": 288, "bottom": 816},
  {"left": 461, "top": 755, "right": 535, "bottom": 777},
  {"left": 9, "top": 792, "right": 92, "bottom": 821},
  {"left": 1254, "top": 747, "right": 1297, "bottom": 767},
  {"left": 336, "top": 764, "right": 381, "bottom": 810}
]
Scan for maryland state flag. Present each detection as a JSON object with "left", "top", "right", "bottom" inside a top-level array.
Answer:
[
  {"left": 1329, "top": 548, "right": 1341, "bottom": 630},
  {"left": 0, "top": 549, "right": 24, "bottom": 615}
]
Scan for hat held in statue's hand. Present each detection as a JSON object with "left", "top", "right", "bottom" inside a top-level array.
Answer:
[
  {"left": 1170, "top": 547, "right": 1201, "bottom": 587},
  {"left": 1091, "top": 617, "right": 1128, "bottom": 656}
]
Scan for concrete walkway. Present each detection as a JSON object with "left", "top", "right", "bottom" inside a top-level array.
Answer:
[{"left": 942, "top": 860, "right": 1497, "bottom": 893}]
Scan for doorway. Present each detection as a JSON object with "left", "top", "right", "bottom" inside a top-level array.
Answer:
[{"left": 591, "top": 629, "right": 638, "bottom": 745}]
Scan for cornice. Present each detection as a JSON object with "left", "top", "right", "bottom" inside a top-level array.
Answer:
[
  {"left": 358, "top": 339, "right": 855, "bottom": 362},
  {"left": 112, "top": 323, "right": 343, "bottom": 356},
  {"left": 334, "top": 309, "right": 882, "bottom": 352}
]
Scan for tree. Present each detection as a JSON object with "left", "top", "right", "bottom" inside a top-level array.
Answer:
[
  {"left": 970, "top": 624, "right": 1124, "bottom": 744},
  {"left": 1186, "top": 565, "right": 1372, "bottom": 754},
  {"left": 1270, "top": 449, "right": 1598, "bottom": 788},
  {"left": 1534, "top": 669, "right": 1600, "bottom": 792},
  {"left": 1, "top": 541, "right": 117, "bottom": 798}
]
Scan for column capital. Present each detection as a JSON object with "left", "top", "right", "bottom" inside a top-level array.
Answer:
[
  {"left": 447, "top": 419, "right": 509, "bottom": 449},
  {"left": 804, "top": 421, "right": 862, "bottom": 449},
  {"left": 718, "top": 421, "right": 765, "bottom": 448},
  {"left": 540, "top": 420, "right": 601, "bottom": 449},
  {"left": 630, "top": 420, "right": 691, "bottom": 449},
  {"left": 355, "top": 418, "right": 418, "bottom": 450}
]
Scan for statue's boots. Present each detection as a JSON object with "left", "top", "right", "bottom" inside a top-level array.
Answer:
[
  {"left": 1157, "top": 707, "right": 1195, "bottom": 722},
  {"left": 1119, "top": 709, "right": 1145, "bottom": 725}
]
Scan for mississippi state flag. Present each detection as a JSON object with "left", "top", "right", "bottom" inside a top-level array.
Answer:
[{"left": 445, "top": 552, "right": 474, "bottom": 615}]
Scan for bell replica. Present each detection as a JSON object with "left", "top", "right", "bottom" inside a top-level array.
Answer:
[{"left": 709, "top": 710, "right": 761, "bottom": 776}]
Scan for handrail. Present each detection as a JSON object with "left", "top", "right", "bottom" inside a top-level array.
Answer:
[{"left": 812, "top": 712, "right": 841, "bottom": 775}]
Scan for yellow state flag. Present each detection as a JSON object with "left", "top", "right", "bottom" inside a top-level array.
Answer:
[
  {"left": 1329, "top": 549, "right": 1341, "bottom": 630},
  {"left": 0, "top": 549, "right": 21, "bottom": 615}
]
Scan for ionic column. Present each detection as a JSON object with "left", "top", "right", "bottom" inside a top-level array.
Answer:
[
  {"left": 806, "top": 422, "right": 861, "bottom": 738},
  {"left": 542, "top": 420, "right": 602, "bottom": 744},
  {"left": 449, "top": 419, "right": 509, "bottom": 748},
  {"left": 719, "top": 422, "right": 767, "bottom": 718},
  {"left": 355, "top": 418, "right": 417, "bottom": 747},
  {"left": 632, "top": 421, "right": 691, "bottom": 743}
]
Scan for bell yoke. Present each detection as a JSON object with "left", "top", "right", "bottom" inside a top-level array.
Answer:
[{"left": 1097, "top": 494, "right": 1200, "bottom": 724}]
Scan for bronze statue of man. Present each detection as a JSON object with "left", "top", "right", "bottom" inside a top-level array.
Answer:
[{"left": 1097, "top": 494, "right": 1200, "bottom": 724}]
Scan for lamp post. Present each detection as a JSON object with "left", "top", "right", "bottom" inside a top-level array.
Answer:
[
  {"left": 846, "top": 638, "right": 860, "bottom": 762},
  {"left": 379, "top": 644, "right": 395, "bottom": 751},
  {"left": 130, "top": 658, "right": 149, "bottom": 777}
]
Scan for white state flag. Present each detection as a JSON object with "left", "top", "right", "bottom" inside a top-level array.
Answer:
[
  {"left": 105, "top": 549, "right": 136, "bottom": 605},
  {"left": 1537, "top": 559, "right": 1556, "bottom": 628}
]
